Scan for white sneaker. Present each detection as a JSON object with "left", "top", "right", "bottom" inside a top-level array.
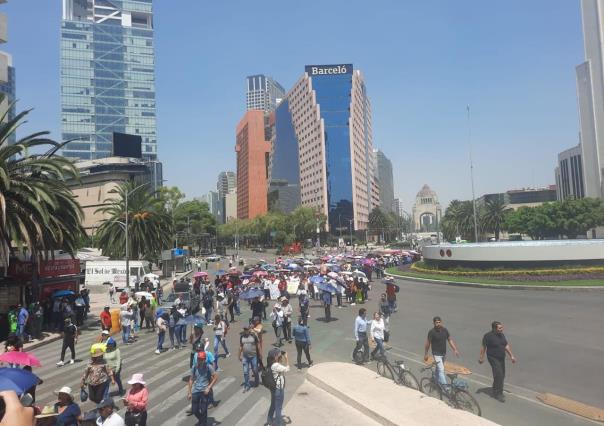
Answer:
[
  {"left": 69, "top": 359, "right": 75, "bottom": 365},
  {"left": 226, "top": 353, "right": 231, "bottom": 358},
  {"left": 56, "top": 360, "right": 64, "bottom": 366},
  {"left": 154, "top": 349, "right": 160, "bottom": 355}
]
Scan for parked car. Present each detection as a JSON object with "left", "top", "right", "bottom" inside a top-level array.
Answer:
[
  {"left": 205, "top": 255, "right": 221, "bottom": 262},
  {"left": 163, "top": 291, "right": 200, "bottom": 314}
]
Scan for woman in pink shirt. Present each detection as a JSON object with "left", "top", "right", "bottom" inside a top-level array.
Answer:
[{"left": 123, "top": 373, "right": 148, "bottom": 426}]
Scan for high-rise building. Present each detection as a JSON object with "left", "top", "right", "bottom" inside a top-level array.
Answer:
[
  {"left": 374, "top": 149, "right": 395, "bottom": 213},
  {"left": 235, "top": 110, "right": 270, "bottom": 219},
  {"left": 199, "top": 191, "right": 222, "bottom": 223},
  {"left": 0, "top": 3, "right": 16, "bottom": 145},
  {"left": 392, "top": 198, "right": 405, "bottom": 218},
  {"left": 216, "top": 171, "right": 236, "bottom": 223},
  {"left": 60, "top": 0, "right": 157, "bottom": 160},
  {"left": 555, "top": 144, "right": 585, "bottom": 201},
  {"left": 269, "top": 64, "right": 376, "bottom": 233},
  {"left": 246, "top": 75, "right": 285, "bottom": 113},
  {"left": 225, "top": 188, "right": 237, "bottom": 223},
  {"left": 577, "top": 0, "right": 604, "bottom": 199}
]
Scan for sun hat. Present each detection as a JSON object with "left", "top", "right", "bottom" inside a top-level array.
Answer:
[
  {"left": 101, "top": 330, "right": 110, "bottom": 335},
  {"left": 91, "top": 348, "right": 105, "bottom": 358},
  {"left": 54, "top": 386, "right": 73, "bottom": 397},
  {"left": 127, "top": 373, "right": 146, "bottom": 385},
  {"left": 97, "top": 398, "right": 118, "bottom": 410}
]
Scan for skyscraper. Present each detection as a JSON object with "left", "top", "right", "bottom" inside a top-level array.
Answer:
[
  {"left": 0, "top": 3, "right": 15, "bottom": 145},
  {"left": 246, "top": 75, "right": 285, "bottom": 113},
  {"left": 60, "top": 0, "right": 157, "bottom": 160},
  {"left": 216, "top": 171, "right": 236, "bottom": 223},
  {"left": 270, "top": 64, "right": 376, "bottom": 232},
  {"left": 236, "top": 110, "right": 270, "bottom": 219},
  {"left": 374, "top": 149, "right": 395, "bottom": 213},
  {"left": 577, "top": 0, "right": 604, "bottom": 200}
]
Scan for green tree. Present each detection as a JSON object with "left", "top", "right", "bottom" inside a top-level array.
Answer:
[
  {"left": 0, "top": 109, "right": 84, "bottom": 268},
  {"left": 173, "top": 199, "right": 217, "bottom": 245},
  {"left": 95, "top": 181, "right": 172, "bottom": 260},
  {"left": 556, "top": 198, "right": 604, "bottom": 238},
  {"left": 441, "top": 200, "right": 477, "bottom": 242},
  {"left": 480, "top": 199, "right": 511, "bottom": 240}
]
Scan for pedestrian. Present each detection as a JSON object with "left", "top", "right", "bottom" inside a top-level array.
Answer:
[
  {"left": 202, "top": 288, "right": 214, "bottom": 323},
  {"left": 270, "top": 304, "right": 284, "bottom": 347},
  {"left": 280, "top": 297, "right": 293, "bottom": 343},
  {"left": 124, "top": 373, "right": 148, "bottom": 426},
  {"left": 423, "top": 316, "right": 460, "bottom": 392},
  {"left": 239, "top": 325, "right": 260, "bottom": 393},
  {"left": 212, "top": 315, "right": 230, "bottom": 371},
  {"left": 104, "top": 338, "right": 124, "bottom": 396},
  {"left": 52, "top": 386, "right": 82, "bottom": 425},
  {"left": 119, "top": 291, "right": 128, "bottom": 305},
  {"left": 250, "top": 297, "right": 264, "bottom": 324},
  {"left": 168, "top": 306, "right": 178, "bottom": 350},
  {"left": 177, "top": 304, "right": 188, "bottom": 346},
  {"left": 16, "top": 304, "right": 29, "bottom": 342},
  {"left": 119, "top": 304, "right": 133, "bottom": 345},
  {"left": 266, "top": 348, "right": 289, "bottom": 426},
  {"left": 74, "top": 292, "right": 86, "bottom": 326},
  {"left": 385, "top": 278, "right": 397, "bottom": 313},
  {"left": 189, "top": 322, "right": 206, "bottom": 367},
  {"left": 96, "top": 398, "right": 125, "bottom": 426},
  {"left": 188, "top": 351, "right": 218, "bottom": 426},
  {"left": 81, "top": 348, "right": 114, "bottom": 404},
  {"left": 61, "top": 298, "right": 74, "bottom": 329},
  {"left": 109, "top": 284, "right": 116, "bottom": 304},
  {"left": 369, "top": 312, "right": 386, "bottom": 360},
  {"left": 352, "top": 308, "right": 370, "bottom": 363},
  {"left": 56, "top": 317, "right": 78, "bottom": 366},
  {"left": 292, "top": 318, "right": 313, "bottom": 370},
  {"left": 298, "top": 292, "right": 310, "bottom": 326},
  {"left": 100, "top": 306, "right": 112, "bottom": 332},
  {"left": 250, "top": 316, "right": 264, "bottom": 365},
  {"left": 479, "top": 321, "right": 517, "bottom": 402},
  {"left": 155, "top": 311, "right": 168, "bottom": 355},
  {"left": 378, "top": 294, "right": 391, "bottom": 343},
  {"left": 138, "top": 297, "right": 147, "bottom": 330},
  {"left": 31, "top": 302, "right": 44, "bottom": 340},
  {"left": 226, "top": 290, "right": 236, "bottom": 322},
  {"left": 321, "top": 290, "right": 332, "bottom": 322},
  {"left": 52, "top": 297, "right": 62, "bottom": 330}
]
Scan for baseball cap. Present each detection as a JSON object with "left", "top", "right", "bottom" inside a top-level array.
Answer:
[{"left": 197, "top": 351, "right": 207, "bottom": 360}]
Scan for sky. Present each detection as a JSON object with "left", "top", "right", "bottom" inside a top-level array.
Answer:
[{"left": 5, "top": 0, "right": 584, "bottom": 211}]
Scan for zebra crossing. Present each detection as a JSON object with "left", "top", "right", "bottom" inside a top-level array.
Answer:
[{"left": 28, "top": 321, "right": 285, "bottom": 425}]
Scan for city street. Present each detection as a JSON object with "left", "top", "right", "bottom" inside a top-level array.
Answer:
[{"left": 26, "top": 250, "right": 603, "bottom": 425}]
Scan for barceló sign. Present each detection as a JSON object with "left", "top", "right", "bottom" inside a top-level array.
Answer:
[{"left": 305, "top": 64, "right": 353, "bottom": 76}]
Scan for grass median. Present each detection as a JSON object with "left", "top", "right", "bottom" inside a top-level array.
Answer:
[{"left": 385, "top": 267, "right": 604, "bottom": 287}]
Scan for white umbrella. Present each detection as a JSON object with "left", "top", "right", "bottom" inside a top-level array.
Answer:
[
  {"left": 135, "top": 291, "right": 153, "bottom": 300},
  {"left": 143, "top": 273, "right": 159, "bottom": 280},
  {"left": 352, "top": 270, "right": 366, "bottom": 278},
  {"left": 327, "top": 272, "right": 339, "bottom": 279}
]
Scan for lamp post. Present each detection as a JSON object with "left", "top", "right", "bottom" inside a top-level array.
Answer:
[
  {"left": 125, "top": 182, "right": 151, "bottom": 288},
  {"left": 349, "top": 219, "right": 354, "bottom": 253}
]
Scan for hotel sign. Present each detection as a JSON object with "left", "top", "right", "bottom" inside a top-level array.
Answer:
[{"left": 305, "top": 64, "right": 353, "bottom": 76}]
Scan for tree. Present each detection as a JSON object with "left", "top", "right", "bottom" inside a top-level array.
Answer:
[
  {"left": 0, "top": 109, "right": 84, "bottom": 268},
  {"left": 480, "top": 199, "right": 511, "bottom": 240},
  {"left": 369, "top": 207, "right": 391, "bottom": 243},
  {"left": 173, "top": 199, "right": 217, "bottom": 245},
  {"left": 557, "top": 198, "right": 604, "bottom": 238},
  {"left": 441, "top": 200, "right": 477, "bottom": 242},
  {"left": 95, "top": 181, "right": 172, "bottom": 260}
]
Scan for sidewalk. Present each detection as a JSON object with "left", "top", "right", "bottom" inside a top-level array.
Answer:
[{"left": 21, "top": 269, "right": 193, "bottom": 352}]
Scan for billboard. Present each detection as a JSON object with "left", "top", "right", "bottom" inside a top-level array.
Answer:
[{"left": 113, "top": 132, "right": 142, "bottom": 159}]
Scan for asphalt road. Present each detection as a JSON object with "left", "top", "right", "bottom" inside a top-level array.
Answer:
[{"left": 25, "top": 250, "right": 603, "bottom": 425}]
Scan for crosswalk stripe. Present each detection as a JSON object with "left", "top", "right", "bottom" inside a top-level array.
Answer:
[
  {"left": 233, "top": 396, "right": 271, "bottom": 426},
  {"left": 160, "top": 376, "right": 236, "bottom": 426},
  {"left": 211, "top": 385, "right": 255, "bottom": 420}
]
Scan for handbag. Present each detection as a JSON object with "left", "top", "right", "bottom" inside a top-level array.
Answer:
[
  {"left": 80, "top": 388, "right": 89, "bottom": 402},
  {"left": 125, "top": 410, "right": 143, "bottom": 425}
]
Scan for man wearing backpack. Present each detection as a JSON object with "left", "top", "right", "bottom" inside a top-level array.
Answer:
[
  {"left": 239, "top": 325, "right": 261, "bottom": 392},
  {"left": 188, "top": 351, "right": 218, "bottom": 426}
]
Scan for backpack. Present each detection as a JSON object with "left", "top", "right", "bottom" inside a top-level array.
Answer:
[{"left": 261, "top": 364, "right": 276, "bottom": 391}]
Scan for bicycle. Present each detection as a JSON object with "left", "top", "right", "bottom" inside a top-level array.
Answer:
[
  {"left": 419, "top": 363, "right": 481, "bottom": 417},
  {"left": 376, "top": 355, "right": 420, "bottom": 390}
]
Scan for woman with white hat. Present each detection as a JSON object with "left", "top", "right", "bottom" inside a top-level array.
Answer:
[
  {"left": 53, "top": 386, "right": 81, "bottom": 425},
  {"left": 123, "top": 373, "right": 148, "bottom": 426}
]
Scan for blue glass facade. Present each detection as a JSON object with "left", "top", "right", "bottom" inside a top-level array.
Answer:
[
  {"left": 310, "top": 68, "right": 354, "bottom": 233},
  {"left": 61, "top": 0, "right": 156, "bottom": 160}
]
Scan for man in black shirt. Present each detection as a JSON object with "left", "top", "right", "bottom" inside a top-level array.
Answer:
[
  {"left": 56, "top": 317, "right": 78, "bottom": 366},
  {"left": 479, "top": 321, "right": 516, "bottom": 402},
  {"left": 424, "top": 316, "right": 460, "bottom": 389}
]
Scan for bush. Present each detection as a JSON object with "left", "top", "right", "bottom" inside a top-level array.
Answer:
[{"left": 410, "top": 262, "right": 604, "bottom": 277}]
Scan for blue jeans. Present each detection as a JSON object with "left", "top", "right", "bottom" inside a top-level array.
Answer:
[
  {"left": 191, "top": 391, "right": 210, "bottom": 426},
  {"left": 235, "top": 300, "right": 241, "bottom": 315},
  {"left": 204, "top": 306, "right": 212, "bottom": 323},
  {"left": 242, "top": 355, "right": 258, "bottom": 388},
  {"left": 102, "top": 380, "right": 110, "bottom": 400},
  {"left": 16, "top": 324, "right": 26, "bottom": 339},
  {"left": 371, "top": 338, "right": 385, "bottom": 358},
  {"left": 433, "top": 355, "right": 447, "bottom": 387},
  {"left": 114, "top": 369, "right": 124, "bottom": 395},
  {"left": 122, "top": 325, "right": 131, "bottom": 344},
  {"left": 213, "top": 336, "right": 229, "bottom": 369},
  {"left": 168, "top": 327, "right": 176, "bottom": 348},
  {"left": 157, "top": 330, "right": 165, "bottom": 350},
  {"left": 267, "top": 388, "right": 284, "bottom": 426},
  {"left": 174, "top": 325, "right": 184, "bottom": 347},
  {"left": 180, "top": 324, "right": 187, "bottom": 345}
]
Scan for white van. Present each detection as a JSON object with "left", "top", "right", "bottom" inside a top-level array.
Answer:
[{"left": 85, "top": 260, "right": 151, "bottom": 288}]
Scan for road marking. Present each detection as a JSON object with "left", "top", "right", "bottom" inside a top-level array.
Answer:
[
  {"left": 537, "top": 393, "right": 604, "bottom": 422},
  {"left": 211, "top": 384, "right": 255, "bottom": 420},
  {"left": 233, "top": 396, "right": 270, "bottom": 426}
]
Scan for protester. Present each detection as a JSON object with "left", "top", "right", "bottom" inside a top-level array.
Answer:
[
  {"left": 16, "top": 304, "right": 29, "bottom": 342},
  {"left": 189, "top": 322, "right": 206, "bottom": 367},
  {"left": 52, "top": 386, "right": 81, "bottom": 426},
  {"left": 292, "top": 317, "right": 313, "bottom": 370},
  {"left": 81, "top": 348, "right": 114, "bottom": 404},
  {"left": 280, "top": 298, "right": 293, "bottom": 344},
  {"left": 266, "top": 348, "right": 289, "bottom": 426},
  {"left": 56, "top": 317, "right": 78, "bottom": 366},
  {"left": 270, "top": 304, "right": 284, "bottom": 347},
  {"left": 238, "top": 325, "right": 260, "bottom": 392},
  {"left": 104, "top": 338, "right": 123, "bottom": 396},
  {"left": 479, "top": 321, "right": 517, "bottom": 402},
  {"left": 298, "top": 292, "right": 310, "bottom": 326},
  {"left": 119, "top": 305, "right": 133, "bottom": 345},
  {"left": 124, "top": 373, "right": 148, "bottom": 426},
  {"left": 321, "top": 290, "right": 332, "bottom": 322},
  {"left": 100, "top": 306, "right": 112, "bottom": 332},
  {"left": 155, "top": 311, "right": 168, "bottom": 355},
  {"left": 96, "top": 397, "right": 125, "bottom": 426},
  {"left": 212, "top": 315, "right": 230, "bottom": 371},
  {"left": 188, "top": 351, "right": 218, "bottom": 426}
]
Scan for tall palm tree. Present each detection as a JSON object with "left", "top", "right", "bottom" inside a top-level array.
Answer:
[
  {"left": 481, "top": 198, "right": 510, "bottom": 241},
  {"left": 0, "top": 109, "right": 84, "bottom": 268},
  {"left": 95, "top": 181, "right": 172, "bottom": 260}
]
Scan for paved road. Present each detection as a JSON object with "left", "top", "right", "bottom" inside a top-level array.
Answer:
[{"left": 27, "top": 250, "right": 602, "bottom": 425}]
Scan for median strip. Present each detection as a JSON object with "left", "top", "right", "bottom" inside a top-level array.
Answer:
[{"left": 536, "top": 392, "right": 604, "bottom": 422}]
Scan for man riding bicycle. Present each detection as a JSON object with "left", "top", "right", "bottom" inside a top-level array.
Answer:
[{"left": 424, "top": 316, "right": 460, "bottom": 391}]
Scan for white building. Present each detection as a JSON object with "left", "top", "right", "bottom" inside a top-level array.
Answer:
[
  {"left": 412, "top": 185, "right": 442, "bottom": 232},
  {"left": 555, "top": 144, "right": 585, "bottom": 201}
]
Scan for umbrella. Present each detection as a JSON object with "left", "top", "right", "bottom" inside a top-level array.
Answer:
[
  {"left": 327, "top": 271, "right": 339, "bottom": 279},
  {"left": 380, "top": 278, "right": 400, "bottom": 291},
  {"left": 253, "top": 270, "right": 268, "bottom": 277},
  {"left": 352, "top": 270, "right": 367, "bottom": 278},
  {"left": 194, "top": 271, "right": 208, "bottom": 278},
  {"left": 288, "top": 264, "right": 302, "bottom": 271},
  {"left": 52, "top": 290, "right": 75, "bottom": 298},
  {"left": 239, "top": 288, "right": 265, "bottom": 300},
  {"left": 216, "top": 269, "right": 227, "bottom": 276},
  {"left": 309, "top": 276, "right": 325, "bottom": 284},
  {"left": 316, "top": 282, "right": 339, "bottom": 293},
  {"left": 184, "top": 315, "right": 206, "bottom": 325},
  {"left": 0, "top": 367, "right": 40, "bottom": 394},
  {"left": 144, "top": 273, "right": 159, "bottom": 280},
  {"left": 228, "top": 270, "right": 242, "bottom": 276},
  {"left": 0, "top": 351, "right": 41, "bottom": 367},
  {"left": 135, "top": 291, "right": 153, "bottom": 300}
]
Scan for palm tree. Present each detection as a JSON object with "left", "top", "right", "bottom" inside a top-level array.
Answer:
[
  {"left": 481, "top": 198, "right": 510, "bottom": 241},
  {"left": 95, "top": 181, "right": 172, "bottom": 260},
  {"left": 441, "top": 200, "right": 478, "bottom": 242},
  {"left": 0, "top": 109, "right": 84, "bottom": 268}
]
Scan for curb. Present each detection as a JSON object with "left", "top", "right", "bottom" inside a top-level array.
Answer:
[
  {"left": 23, "top": 334, "right": 63, "bottom": 352},
  {"left": 388, "top": 273, "right": 604, "bottom": 291}
]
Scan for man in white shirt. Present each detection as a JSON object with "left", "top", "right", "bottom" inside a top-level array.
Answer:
[{"left": 96, "top": 398, "right": 125, "bottom": 426}]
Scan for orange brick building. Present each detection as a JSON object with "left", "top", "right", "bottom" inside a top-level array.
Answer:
[{"left": 236, "top": 111, "right": 271, "bottom": 219}]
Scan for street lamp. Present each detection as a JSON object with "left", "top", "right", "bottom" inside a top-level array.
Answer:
[
  {"left": 349, "top": 219, "right": 354, "bottom": 253},
  {"left": 125, "top": 182, "right": 150, "bottom": 288}
]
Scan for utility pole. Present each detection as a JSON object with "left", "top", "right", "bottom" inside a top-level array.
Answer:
[
  {"left": 349, "top": 219, "right": 354, "bottom": 252},
  {"left": 467, "top": 105, "right": 479, "bottom": 243}
]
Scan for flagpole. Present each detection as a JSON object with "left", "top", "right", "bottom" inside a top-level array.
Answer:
[{"left": 467, "top": 105, "right": 479, "bottom": 242}]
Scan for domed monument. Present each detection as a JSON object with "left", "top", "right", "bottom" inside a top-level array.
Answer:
[{"left": 412, "top": 184, "right": 442, "bottom": 232}]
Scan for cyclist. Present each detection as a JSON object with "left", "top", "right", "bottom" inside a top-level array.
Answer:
[{"left": 423, "top": 316, "right": 460, "bottom": 391}]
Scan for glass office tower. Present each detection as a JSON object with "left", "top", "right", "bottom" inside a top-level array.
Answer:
[
  {"left": 246, "top": 75, "right": 285, "bottom": 113},
  {"left": 61, "top": 0, "right": 157, "bottom": 160}
]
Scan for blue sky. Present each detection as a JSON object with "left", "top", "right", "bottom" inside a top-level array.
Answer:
[{"left": 5, "top": 0, "right": 584, "bottom": 211}]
